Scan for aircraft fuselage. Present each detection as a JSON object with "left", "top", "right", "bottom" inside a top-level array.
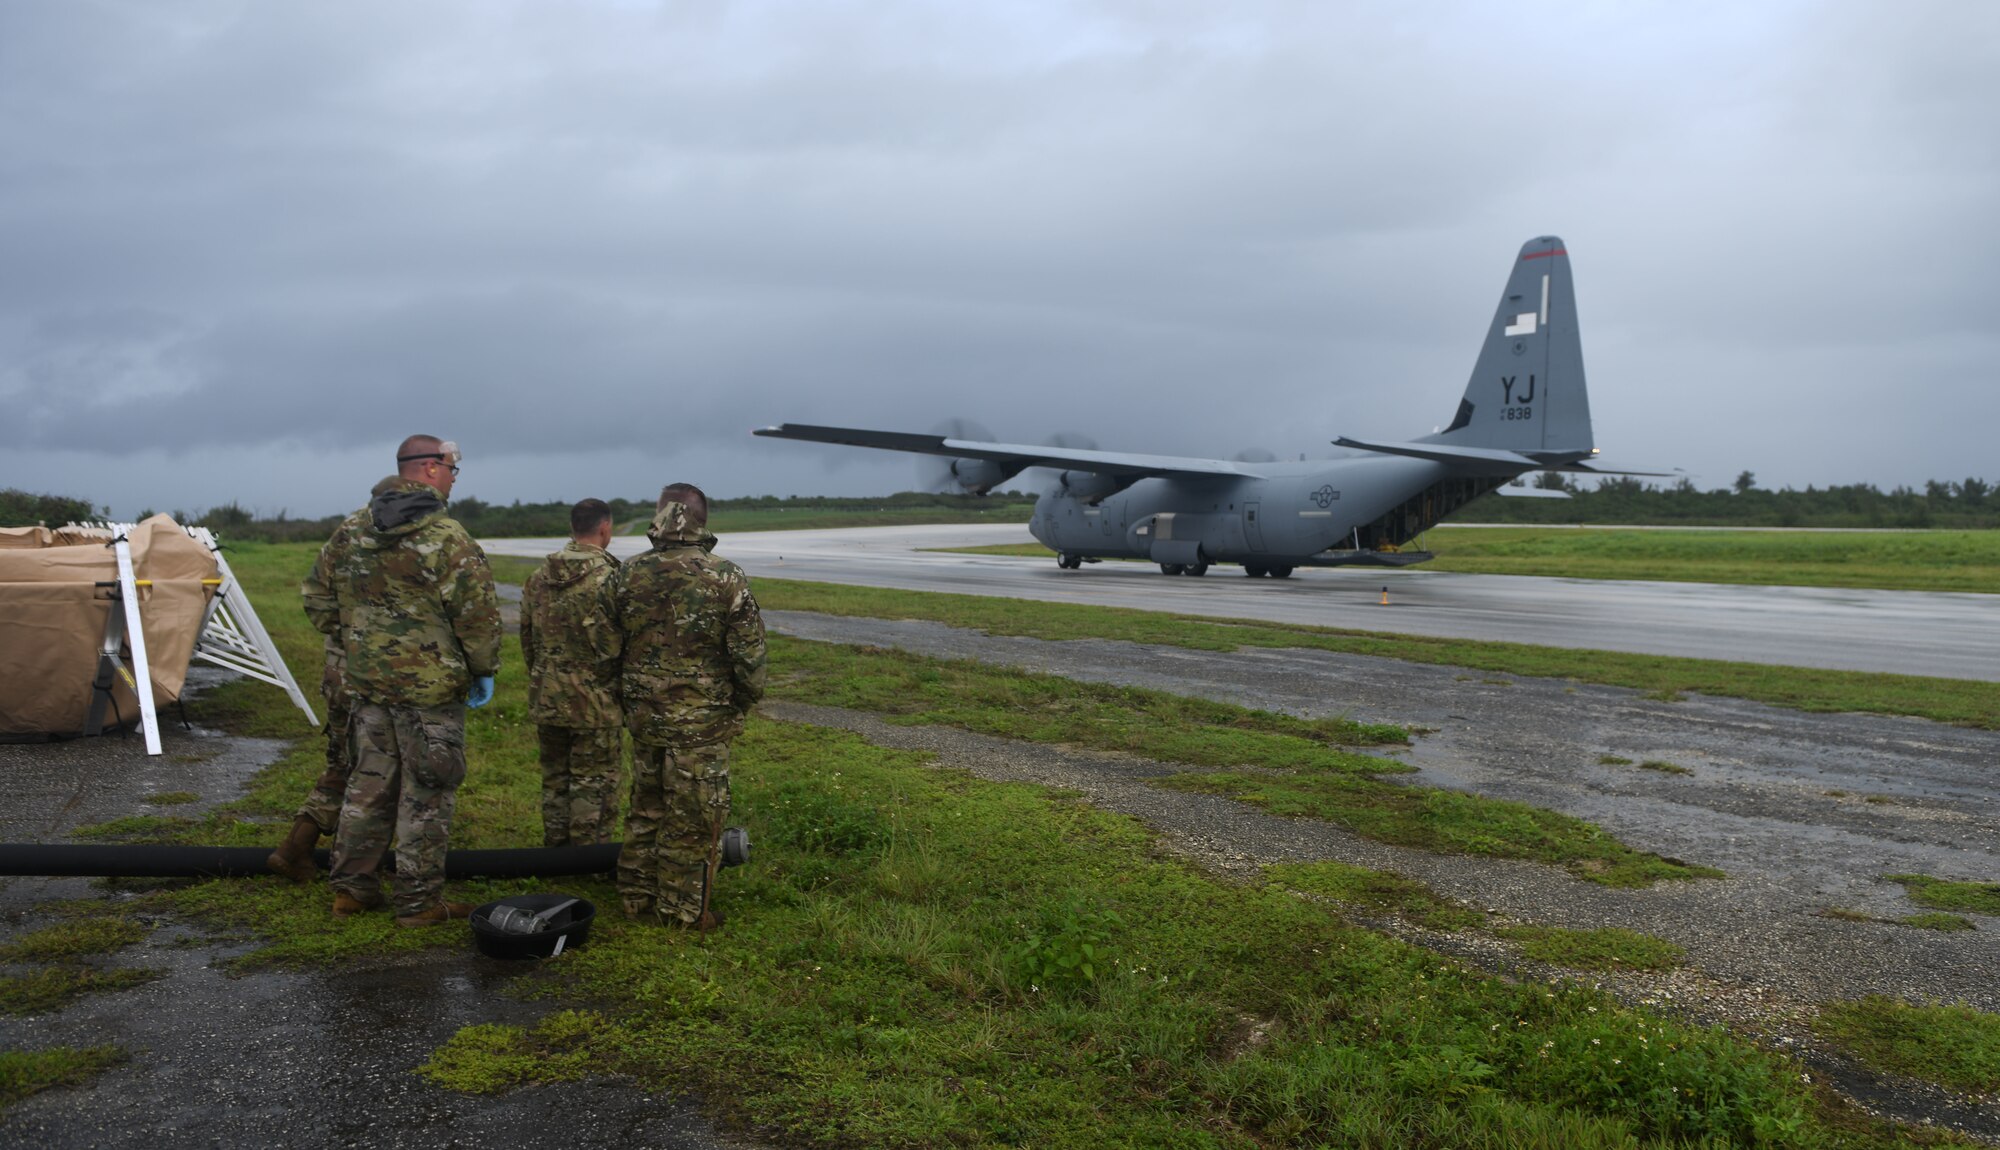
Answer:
[{"left": 1028, "top": 454, "right": 1509, "bottom": 570}]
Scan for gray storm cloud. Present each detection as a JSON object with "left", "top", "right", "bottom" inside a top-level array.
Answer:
[{"left": 3, "top": 1, "right": 1996, "bottom": 516}]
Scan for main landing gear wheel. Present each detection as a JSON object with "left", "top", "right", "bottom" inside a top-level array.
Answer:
[
  {"left": 1160, "top": 563, "right": 1185, "bottom": 576},
  {"left": 1244, "top": 565, "right": 1268, "bottom": 578},
  {"left": 1057, "top": 553, "right": 1083, "bottom": 570},
  {"left": 1268, "top": 566, "right": 1295, "bottom": 579},
  {"left": 1181, "top": 562, "right": 1209, "bottom": 577}
]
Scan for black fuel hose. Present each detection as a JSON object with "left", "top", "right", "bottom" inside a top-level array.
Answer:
[{"left": 0, "top": 843, "right": 621, "bottom": 879}]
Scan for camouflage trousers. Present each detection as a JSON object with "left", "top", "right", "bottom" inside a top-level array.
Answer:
[
  {"left": 537, "top": 725, "right": 624, "bottom": 847},
  {"left": 617, "top": 741, "right": 730, "bottom": 925},
  {"left": 295, "top": 693, "right": 354, "bottom": 836},
  {"left": 330, "top": 702, "right": 467, "bottom": 917}
]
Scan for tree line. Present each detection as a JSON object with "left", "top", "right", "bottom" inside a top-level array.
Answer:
[
  {"left": 1457, "top": 473, "right": 2000, "bottom": 528},
  {"left": 7, "top": 475, "right": 1996, "bottom": 536},
  {"left": 1, "top": 488, "right": 1034, "bottom": 540}
]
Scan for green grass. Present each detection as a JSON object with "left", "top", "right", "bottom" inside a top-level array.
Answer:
[
  {"left": 420, "top": 1011, "right": 608, "bottom": 1093},
  {"left": 1158, "top": 773, "right": 1717, "bottom": 889},
  {"left": 1263, "top": 861, "right": 1485, "bottom": 932},
  {"left": 0, "top": 918, "right": 148, "bottom": 962},
  {"left": 0, "top": 1046, "right": 126, "bottom": 1112},
  {"left": 1418, "top": 527, "right": 2000, "bottom": 595},
  {"left": 1598, "top": 754, "right": 1634, "bottom": 766},
  {"left": 759, "top": 639, "right": 1725, "bottom": 887},
  {"left": 1816, "top": 997, "right": 2000, "bottom": 1095},
  {"left": 91, "top": 540, "right": 1950, "bottom": 1145},
  {"left": 1884, "top": 875, "right": 2000, "bottom": 917},
  {"left": 1495, "top": 926, "right": 1686, "bottom": 972},
  {"left": 143, "top": 791, "right": 201, "bottom": 806},
  {"left": 1814, "top": 908, "right": 1976, "bottom": 933},
  {"left": 767, "top": 635, "right": 1409, "bottom": 752},
  {"left": 418, "top": 721, "right": 1865, "bottom": 1148},
  {"left": 752, "top": 579, "right": 2000, "bottom": 729},
  {"left": 940, "top": 527, "right": 2000, "bottom": 594},
  {"left": 1636, "top": 760, "right": 1693, "bottom": 776},
  {"left": 0, "top": 968, "right": 163, "bottom": 1016}
]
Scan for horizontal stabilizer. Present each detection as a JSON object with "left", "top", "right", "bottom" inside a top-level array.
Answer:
[
  {"left": 1546, "top": 462, "right": 1685, "bottom": 478},
  {"left": 1333, "top": 436, "right": 1593, "bottom": 473}
]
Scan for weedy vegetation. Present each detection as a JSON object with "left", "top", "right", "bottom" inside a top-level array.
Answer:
[
  {"left": 1815, "top": 998, "right": 2000, "bottom": 1095},
  {"left": 0, "top": 968, "right": 163, "bottom": 1016},
  {"left": 1263, "top": 862, "right": 1485, "bottom": 932},
  {"left": 1885, "top": 875, "right": 2000, "bottom": 917},
  {"left": 0, "top": 918, "right": 148, "bottom": 962},
  {"left": 1495, "top": 926, "right": 1686, "bottom": 972},
  {"left": 0, "top": 1046, "right": 126, "bottom": 1112},
  {"left": 1157, "top": 772, "right": 1718, "bottom": 889},
  {"left": 1636, "top": 760, "right": 1693, "bottom": 776}
]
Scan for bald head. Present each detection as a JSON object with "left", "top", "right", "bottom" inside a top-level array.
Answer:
[
  {"left": 396, "top": 434, "right": 457, "bottom": 496},
  {"left": 396, "top": 435, "right": 444, "bottom": 477}
]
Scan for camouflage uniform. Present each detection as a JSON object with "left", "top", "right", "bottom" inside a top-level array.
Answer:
[
  {"left": 521, "top": 540, "right": 624, "bottom": 847},
  {"left": 317, "top": 478, "right": 501, "bottom": 917},
  {"left": 297, "top": 505, "right": 371, "bottom": 836},
  {"left": 613, "top": 503, "right": 766, "bottom": 924}
]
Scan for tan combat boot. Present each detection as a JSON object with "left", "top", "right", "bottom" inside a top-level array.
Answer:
[
  {"left": 332, "top": 890, "right": 383, "bottom": 918},
  {"left": 395, "top": 902, "right": 475, "bottom": 928},
  {"left": 266, "top": 816, "right": 323, "bottom": 884}
]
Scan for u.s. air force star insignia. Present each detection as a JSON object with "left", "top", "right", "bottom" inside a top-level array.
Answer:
[{"left": 1311, "top": 485, "right": 1339, "bottom": 508}]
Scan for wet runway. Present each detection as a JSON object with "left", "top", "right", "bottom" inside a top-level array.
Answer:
[{"left": 482, "top": 524, "right": 2000, "bottom": 681}]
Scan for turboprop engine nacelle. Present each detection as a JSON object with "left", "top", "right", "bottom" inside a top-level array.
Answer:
[
  {"left": 1056, "top": 470, "right": 1126, "bottom": 503},
  {"left": 946, "top": 458, "right": 1022, "bottom": 495}
]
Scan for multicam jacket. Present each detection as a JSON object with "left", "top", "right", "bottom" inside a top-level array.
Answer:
[
  {"left": 613, "top": 502, "right": 767, "bottom": 747},
  {"left": 520, "top": 540, "right": 623, "bottom": 728},
  {"left": 302, "top": 503, "right": 371, "bottom": 707},
  {"left": 303, "top": 477, "right": 502, "bottom": 709}
]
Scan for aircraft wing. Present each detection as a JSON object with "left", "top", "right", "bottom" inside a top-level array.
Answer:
[
  {"left": 1333, "top": 437, "right": 1679, "bottom": 477},
  {"left": 754, "top": 423, "right": 1262, "bottom": 479}
]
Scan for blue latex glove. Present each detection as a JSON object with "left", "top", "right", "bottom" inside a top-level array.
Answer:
[{"left": 466, "top": 675, "right": 495, "bottom": 709}]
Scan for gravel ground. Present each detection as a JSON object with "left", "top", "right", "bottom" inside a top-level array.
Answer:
[
  {"left": 764, "top": 610, "right": 2000, "bottom": 1137},
  {"left": 0, "top": 669, "right": 753, "bottom": 1150}
]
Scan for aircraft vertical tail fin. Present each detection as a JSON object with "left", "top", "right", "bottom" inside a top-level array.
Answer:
[{"left": 1424, "top": 236, "right": 1594, "bottom": 455}]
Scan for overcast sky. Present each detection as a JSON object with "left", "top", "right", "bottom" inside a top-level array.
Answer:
[{"left": 4, "top": 0, "right": 1996, "bottom": 519}]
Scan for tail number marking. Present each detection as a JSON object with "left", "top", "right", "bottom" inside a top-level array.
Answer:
[{"left": 1499, "top": 375, "right": 1537, "bottom": 420}]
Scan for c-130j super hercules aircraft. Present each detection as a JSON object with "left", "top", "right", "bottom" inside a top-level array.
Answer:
[{"left": 758, "top": 236, "right": 1658, "bottom": 579}]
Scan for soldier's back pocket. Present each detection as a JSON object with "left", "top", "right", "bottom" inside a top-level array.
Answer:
[{"left": 412, "top": 709, "right": 468, "bottom": 791}]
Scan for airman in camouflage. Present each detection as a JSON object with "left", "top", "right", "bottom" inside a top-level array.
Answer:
[
  {"left": 269, "top": 500, "right": 374, "bottom": 883},
  {"left": 613, "top": 484, "right": 766, "bottom": 929},
  {"left": 521, "top": 498, "right": 625, "bottom": 847},
  {"left": 316, "top": 436, "right": 502, "bottom": 926}
]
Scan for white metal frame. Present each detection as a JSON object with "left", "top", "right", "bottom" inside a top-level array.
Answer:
[
  {"left": 183, "top": 526, "right": 319, "bottom": 728},
  {"left": 78, "top": 522, "right": 318, "bottom": 756}
]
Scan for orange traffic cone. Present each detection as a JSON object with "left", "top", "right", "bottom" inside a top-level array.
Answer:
[{"left": 1379, "top": 586, "right": 1389, "bottom": 606}]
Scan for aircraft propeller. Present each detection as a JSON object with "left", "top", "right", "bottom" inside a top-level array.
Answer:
[{"left": 919, "top": 418, "right": 1016, "bottom": 495}]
